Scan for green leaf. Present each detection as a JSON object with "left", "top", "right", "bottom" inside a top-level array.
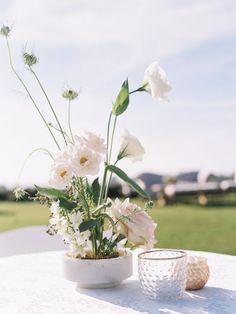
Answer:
[
  {"left": 112, "top": 78, "right": 129, "bottom": 116},
  {"left": 59, "top": 198, "right": 77, "bottom": 211},
  {"left": 106, "top": 165, "right": 149, "bottom": 199},
  {"left": 84, "top": 178, "right": 92, "bottom": 197},
  {"left": 91, "top": 178, "right": 100, "bottom": 204},
  {"left": 36, "top": 186, "right": 77, "bottom": 211},
  {"left": 35, "top": 185, "right": 68, "bottom": 200},
  {"left": 79, "top": 219, "right": 99, "bottom": 232}
]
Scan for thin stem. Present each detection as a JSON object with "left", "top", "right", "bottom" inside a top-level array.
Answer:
[
  {"left": 68, "top": 100, "right": 75, "bottom": 144},
  {"left": 98, "top": 167, "right": 108, "bottom": 205},
  {"left": 104, "top": 160, "right": 118, "bottom": 200},
  {"left": 106, "top": 112, "right": 112, "bottom": 163},
  {"left": 108, "top": 115, "right": 117, "bottom": 164},
  {"left": 17, "top": 147, "right": 54, "bottom": 186},
  {"left": 78, "top": 177, "right": 98, "bottom": 256},
  {"left": 78, "top": 177, "right": 90, "bottom": 219},
  {"left": 48, "top": 123, "right": 72, "bottom": 143},
  {"left": 99, "top": 116, "right": 117, "bottom": 204},
  {"left": 98, "top": 111, "right": 112, "bottom": 206},
  {"left": 5, "top": 37, "right": 61, "bottom": 150},
  {"left": 129, "top": 86, "right": 146, "bottom": 95},
  {"left": 29, "top": 68, "right": 67, "bottom": 145}
]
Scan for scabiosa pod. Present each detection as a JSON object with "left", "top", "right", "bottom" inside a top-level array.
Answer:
[
  {"left": 0, "top": 25, "right": 11, "bottom": 37},
  {"left": 62, "top": 89, "right": 79, "bottom": 101},
  {"left": 23, "top": 52, "right": 38, "bottom": 67}
]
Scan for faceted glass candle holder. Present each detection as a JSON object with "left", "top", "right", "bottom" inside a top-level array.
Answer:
[{"left": 138, "top": 249, "right": 187, "bottom": 301}]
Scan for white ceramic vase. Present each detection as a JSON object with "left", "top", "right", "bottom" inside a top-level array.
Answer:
[{"left": 63, "top": 250, "right": 133, "bottom": 289}]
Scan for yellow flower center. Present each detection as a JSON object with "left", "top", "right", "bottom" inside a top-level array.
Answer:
[
  {"left": 59, "top": 170, "right": 67, "bottom": 178},
  {"left": 80, "top": 156, "right": 89, "bottom": 166}
]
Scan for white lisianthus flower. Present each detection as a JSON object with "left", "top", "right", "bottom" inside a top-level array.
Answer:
[
  {"left": 109, "top": 198, "right": 157, "bottom": 250},
  {"left": 71, "top": 146, "right": 101, "bottom": 177},
  {"left": 118, "top": 129, "right": 145, "bottom": 162},
  {"left": 75, "top": 132, "right": 107, "bottom": 155},
  {"left": 49, "top": 162, "right": 73, "bottom": 189},
  {"left": 143, "top": 61, "right": 171, "bottom": 101},
  {"left": 55, "top": 144, "right": 74, "bottom": 163}
]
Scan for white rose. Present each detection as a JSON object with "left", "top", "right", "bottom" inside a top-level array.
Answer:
[
  {"left": 70, "top": 146, "right": 101, "bottom": 177},
  {"left": 109, "top": 198, "right": 157, "bottom": 250},
  {"left": 119, "top": 129, "right": 145, "bottom": 162},
  {"left": 49, "top": 162, "right": 73, "bottom": 189},
  {"left": 75, "top": 132, "right": 107, "bottom": 155},
  {"left": 143, "top": 61, "right": 171, "bottom": 101}
]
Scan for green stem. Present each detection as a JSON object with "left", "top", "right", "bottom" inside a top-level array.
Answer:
[
  {"left": 100, "top": 115, "right": 118, "bottom": 203},
  {"left": 17, "top": 148, "right": 54, "bottom": 186},
  {"left": 108, "top": 115, "right": 117, "bottom": 164},
  {"left": 98, "top": 112, "right": 112, "bottom": 206},
  {"left": 98, "top": 167, "right": 108, "bottom": 205},
  {"left": 106, "top": 112, "right": 112, "bottom": 163},
  {"left": 78, "top": 177, "right": 90, "bottom": 219},
  {"left": 129, "top": 86, "right": 146, "bottom": 95},
  {"left": 48, "top": 123, "right": 72, "bottom": 143},
  {"left": 78, "top": 177, "right": 98, "bottom": 255},
  {"left": 5, "top": 37, "right": 61, "bottom": 150},
  {"left": 29, "top": 68, "right": 67, "bottom": 146},
  {"left": 68, "top": 100, "right": 75, "bottom": 144},
  {"left": 104, "top": 160, "right": 118, "bottom": 200}
]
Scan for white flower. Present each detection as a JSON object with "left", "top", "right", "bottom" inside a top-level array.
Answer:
[
  {"left": 75, "top": 132, "right": 107, "bottom": 155},
  {"left": 76, "top": 230, "right": 91, "bottom": 245},
  {"left": 55, "top": 144, "right": 74, "bottom": 163},
  {"left": 70, "top": 146, "right": 101, "bottom": 177},
  {"left": 143, "top": 61, "right": 171, "bottom": 101},
  {"left": 49, "top": 215, "right": 69, "bottom": 236},
  {"left": 68, "top": 230, "right": 91, "bottom": 258},
  {"left": 109, "top": 198, "right": 157, "bottom": 250},
  {"left": 119, "top": 129, "right": 145, "bottom": 162},
  {"left": 69, "top": 242, "right": 86, "bottom": 258},
  {"left": 49, "top": 201, "right": 61, "bottom": 214},
  {"left": 49, "top": 162, "right": 73, "bottom": 189},
  {"left": 69, "top": 211, "right": 83, "bottom": 230}
]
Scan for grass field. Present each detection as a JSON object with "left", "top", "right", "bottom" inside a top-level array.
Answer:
[{"left": 0, "top": 200, "right": 236, "bottom": 255}]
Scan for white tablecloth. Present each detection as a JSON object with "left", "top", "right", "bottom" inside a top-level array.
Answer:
[{"left": 0, "top": 250, "right": 236, "bottom": 314}]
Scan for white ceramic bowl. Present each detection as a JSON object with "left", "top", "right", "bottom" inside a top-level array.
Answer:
[{"left": 63, "top": 250, "right": 133, "bottom": 289}]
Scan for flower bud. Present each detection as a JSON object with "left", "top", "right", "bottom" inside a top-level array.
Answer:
[
  {"left": 23, "top": 52, "right": 38, "bottom": 67},
  {"left": 0, "top": 25, "right": 11, "bottom": 37},
  {"left": 62, "top": 89, "right": 79, "bottom": 100}
]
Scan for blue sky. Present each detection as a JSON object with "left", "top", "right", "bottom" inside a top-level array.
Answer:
[{"left": 0, "top": 0, "right": 236, "bottom": 187}]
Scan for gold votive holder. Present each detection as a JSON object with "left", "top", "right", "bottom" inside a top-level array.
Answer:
[{"left": 186, "top": 256, "right": 210, "bottom": 290}]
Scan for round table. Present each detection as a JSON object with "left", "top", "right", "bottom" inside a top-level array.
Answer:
[{"left": 0, "top": 250, "right": 236, "bottom": 314}]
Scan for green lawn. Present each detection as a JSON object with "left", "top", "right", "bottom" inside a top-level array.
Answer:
[{"left": 0, "top": 201, "right": 236, "bottom": 255}]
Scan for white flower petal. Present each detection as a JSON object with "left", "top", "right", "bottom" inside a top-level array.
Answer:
[
  {"left": 143, "top": 61, "right": 171, "bottom": 102},
  {"left": 119, "top": 129, "right": 145, "bottom": 162}
]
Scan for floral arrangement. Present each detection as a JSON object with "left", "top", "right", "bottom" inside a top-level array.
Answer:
[{"left": 1, "top": 25, "right": 171, "bottom": 259}]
